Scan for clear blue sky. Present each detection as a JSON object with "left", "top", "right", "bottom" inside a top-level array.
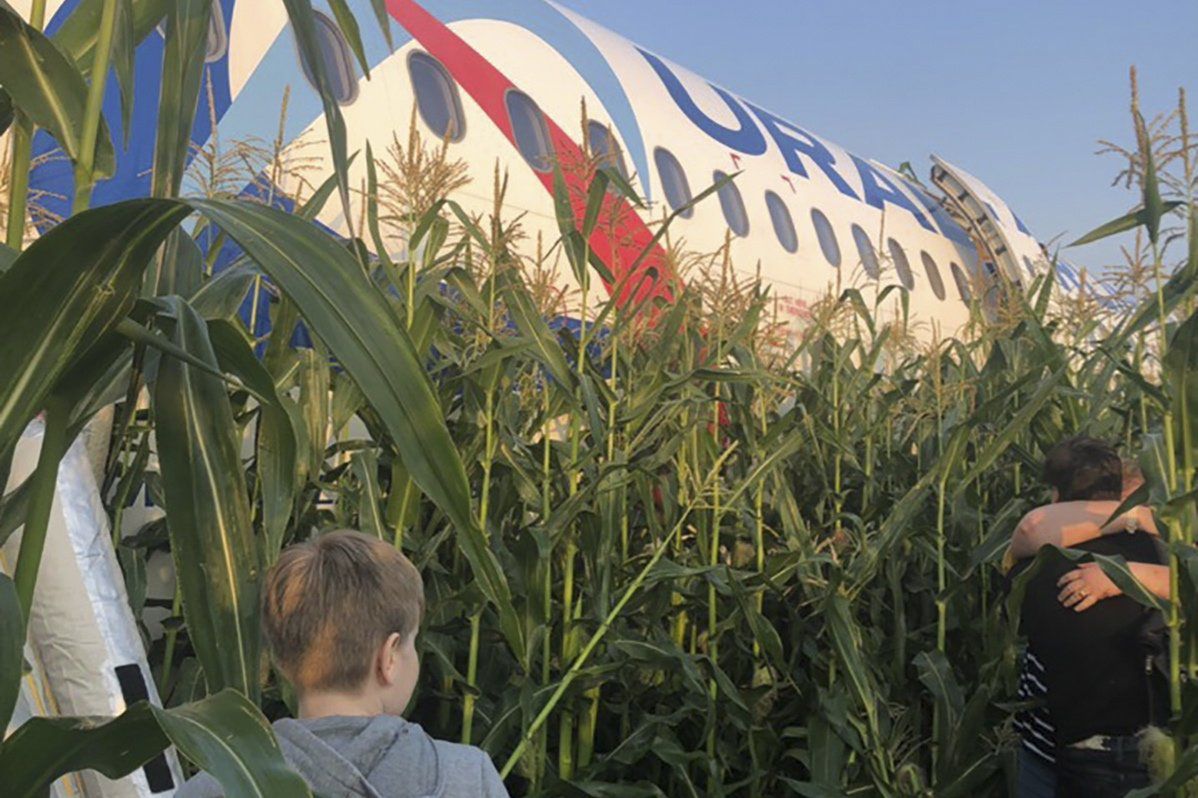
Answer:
[{"left": 555, "top": 0, "right": 1197, "bottom": 275}]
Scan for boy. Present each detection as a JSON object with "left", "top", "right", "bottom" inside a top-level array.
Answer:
[{"left": 177, "top": 530, "right": 509, "bottom": 798}]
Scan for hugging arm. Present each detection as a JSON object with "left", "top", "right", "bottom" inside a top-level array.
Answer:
[
  {"left": 1008, "top": 502, "right": 1158, "bottom": 561},
  {"left": 1057, "top": 560, "right": 1172, "bottom": 612}
]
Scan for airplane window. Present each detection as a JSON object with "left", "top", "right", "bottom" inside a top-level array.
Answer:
[
  {"left": 654, "top": 148, "right": 693, "bottom": 218},
  {"left": 409, "top": 52, "right": 466, "bottom": 142},
  {"left": 810, "top": 208, "right": 841, "bottom": 267},
  {"left": 296, "top": 11, "right": 359, "bottom": 105},
  {"left": 851, "top": 224, "right": 880, "bottom": 278},
  {"left": 764, "top": 191, "right": 797, "bottom": 253},
  {"left": 921, "top": 251, "right": 946, "bottom": 300},
  {"left": 586, "top": 121, "right": 629, "bottom": 180},
  {"left": 506, "top": 90, "right": 553, "bottom": 172},
  {"left": 205, "top": 0, "right": 228, "bottom": 63},
  {"left": 950, "top": 261, "right": 973, "bottom": 302},
  {"left": 161, "top": 1, "right": 227, "bottom": 62},
  {"left": 887, "top": 238, "right": 914, "bottom": 289},
  {"left": 713, "top": 171, "right": 749, "bottom": 237}
]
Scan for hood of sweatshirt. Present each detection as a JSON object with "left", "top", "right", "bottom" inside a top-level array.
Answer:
[{"left": 272, "top": 715, "right": 444, "bottom": 798}]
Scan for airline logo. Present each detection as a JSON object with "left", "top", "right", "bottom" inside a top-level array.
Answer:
[{"left": 637, "top": 48, "right": 975, "bottom": 245}]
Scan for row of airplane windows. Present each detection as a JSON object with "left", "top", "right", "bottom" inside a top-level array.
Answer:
[
  {"left": 289, "top": 20, "right": 976, "bottom": 305},
  {"left": 400, "top": 50, "right": 977, "bottom": 306}
]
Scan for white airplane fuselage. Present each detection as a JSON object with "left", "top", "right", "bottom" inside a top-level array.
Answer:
[{"left": 15, "top": 0, "right": 1095, "bottom": 346}]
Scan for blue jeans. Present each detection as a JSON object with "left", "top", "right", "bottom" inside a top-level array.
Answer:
[{"left": 1016, "top": 746, "right": 1057, "bottom": 798}]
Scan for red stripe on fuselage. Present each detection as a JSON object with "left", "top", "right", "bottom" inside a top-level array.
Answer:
[{"left": 384, "top": 0, "right": 675, "bottom": 309}]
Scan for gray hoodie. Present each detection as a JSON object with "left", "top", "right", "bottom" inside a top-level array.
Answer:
[{"left": 174, "top": 715, "right": 509, "bottom": 798}]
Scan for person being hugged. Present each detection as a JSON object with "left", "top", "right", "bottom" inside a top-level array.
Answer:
[{"left": 177, "top": 529, "right": 509, "bottom": 798}]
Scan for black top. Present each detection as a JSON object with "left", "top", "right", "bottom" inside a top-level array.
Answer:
[{"left": 1016, "top": 532, "right": 1168, "bottom": 745}]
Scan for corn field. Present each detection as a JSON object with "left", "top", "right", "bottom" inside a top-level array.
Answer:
[{"left": 0, "top": 2, "right": 1196, "bottom": 796}]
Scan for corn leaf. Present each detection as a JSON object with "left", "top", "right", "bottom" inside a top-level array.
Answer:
[
  {"left": 1069, "top": 201, "right": 1183, "bottom": 248},
  {"left": 282, "top": 0, "right": 354, "bottom": 237},
  {"left": 326, "top": 0, "right": 370, "bottom": 78},
  {"left": 150, "top": 0, "right": 210, "bottom": 202},
  {"left": 153, "top": 296, "right": 260, "bottom": 699},
  {"left": 1165, "top": 310, "right": 1198, "bottom": 483},
  {"left": 351, "top": 448, "right": 387, "bottom": 541},
  {"left": 0, "top": 702, "right": 169, "bottom": 798},
  {"left": 0, "top": 90, "right": 12, "bottom": 136},
  {"left": 0, "top": 691, "right": 309, "bottom": 798},
  {"left": 207, "top": 318, "right": 300, "bottom": 561},
  {"left": 0, "top": 199, "right": 189, "bottom": 463},
  {"left": 149, "top": 690, "right": 312, "bottom": 797},
  {"left": 0, "top": 3, "right": 115, "bottom": 178},
  {"left": 52, "top": 0, "right": 170, "bottom": 78},
  {"left": 0, "top": 573, "right": 20, "bottom": 733}
]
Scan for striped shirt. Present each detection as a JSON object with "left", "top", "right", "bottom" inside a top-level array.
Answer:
[{"left": 1012, "top": 648, "right": 1056, "bottom": 764}]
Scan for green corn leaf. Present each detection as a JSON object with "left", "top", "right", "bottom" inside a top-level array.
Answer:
[
  {"left": 363, "top": 141, "right": 396, "bottom": 277},
  {"left": 52, "top": 0, "right": 170, "bottom": 78},
  {"left": 206, "top": 318, "right": 300, "bottom": 561},
  {"left": 804, "top": 714, "right": 847, "bottom": 786},
  {"left": 0, "top": 241, "right": 17, "bottom": 273},
  {"left": 299, "top": 151, "right": 359, "bottom": 221},
  {"left": 1090, "top": 552, "right": 1169, "bottom": 613},
  {"left": 1069, "top": 201, "right": 1183, "bottom": 248},
  {"left": 496, "top": 267, "right": 577, "bottom": 390},
  {"left": 1164, "top": 310, "right": 1198, "bottom": 482},
  {"left": 366, "top": 0, "right": 392, "bottom": 49},
  {"left": 149, "top": 690, "right": 312, "bottom": 797},
  {"left": 326, "top": 0, "right": 370, "bottom": 78},
  {"left": 626, "top": 172, "right": 733, "bottom": 277},
  {"left": 189, "top": 262, "right": 257, "bottom": 321},
  {"left": 582, "top": 169, "right": 610, "bottom": 238},
  {"left": 913, "top": 649, "right": 964, "bottom": 741},
  {"left": 0, "top": 572, "right": 21, "bottom": 733},
  {"left": 150, "top": 0, "right": 210, "bottom": 201},
  {"left": 1111, "top": 257, "right": 1198, "bottom": 342},
  {"left": 0, "top": 479, "right": 30, "bottom": 549},
  {"left": 110, "top": 0, "right": 135, "bottom": 144},
  {"left": 0, "top": 90, "right": 13, "bottom": 137},
  {"left": 282, "top": 0, "right": 354, "bottom": 239},
  {"left": 114, "top": 316, "right": 243, "bottom": 391},
  {"left": 1138, "top": 109, "right": 1166, "bottom": 246},
  {"left": 0, "top": 691, "right": 310, "bottom": 798},
  {"left": 187, "top": 199, "right": 524, "bottom": 657},
  {"left": 153, "top": 296, "right": 261, "bottom": 700},
  {"left": 0, "top": 3, "right": 116, "bottom": 178},
  {"left": 258, "top": 393, "right": 302, "bottom": 561},
  {"left": 0, "top": 702, "right": 169, "bottom": 798},
  {"left": 351, "top": 448, "right": 387, "bottom": 541},
  {"left": 0, "top": 200, "right": 189, "bottom": 463},
  {"left": 825, "top": 593, "right": 879, "bottom": 737},
  {"left": 155, "top": 228, "right": 205, "bottom": 298},
  {"left": 297, "top": 348, "right": 330, "bottom": 481}
]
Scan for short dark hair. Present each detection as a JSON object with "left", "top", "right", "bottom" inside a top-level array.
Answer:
[{"left": 1041, "top": 437, "right": 1123, "bottom": 501}]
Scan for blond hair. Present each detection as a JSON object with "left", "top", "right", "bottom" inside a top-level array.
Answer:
[{"left": 261, "top": 530, "right": 424, "bottom": 691}]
